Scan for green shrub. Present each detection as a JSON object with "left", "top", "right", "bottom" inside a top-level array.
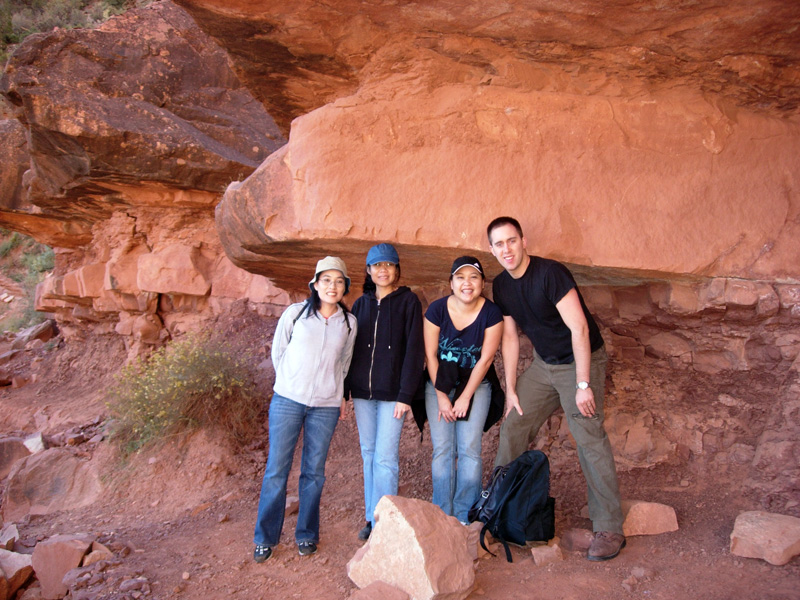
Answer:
[
  {"left": 107, "top": 333, "right": 261, "bottom": 456},
  {"left": 0, "top": 232, "right": 21, "bottom": 257},
  {"left": 0, "top": 232, "right": 54, "bottom": 333},
  {"left": 1, "top": 0, "right": 139, "bottom": 61},
  {"left": 21, "top": 246, "right": 54, "bottom": 272}
]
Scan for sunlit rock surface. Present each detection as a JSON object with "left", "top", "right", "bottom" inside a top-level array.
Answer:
[{"left": 174, "top": 0, "right": 800, "bottom": 135}]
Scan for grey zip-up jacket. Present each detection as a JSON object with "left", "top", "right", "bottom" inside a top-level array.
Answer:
[{"left": 272, "top": 302, "right": 357, "bottom": 408}]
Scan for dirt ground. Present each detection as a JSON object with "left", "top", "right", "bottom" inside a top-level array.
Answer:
[{"left": 1, "top": 309, "right": 799, "bottom": 600}]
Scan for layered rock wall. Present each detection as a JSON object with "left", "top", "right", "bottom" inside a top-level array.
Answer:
[
  {"left": 0, "top": 1, "right": 798, "bottom": 511},
  {"left": 0, "top": 1, "right": 289, "bottom": 354}
]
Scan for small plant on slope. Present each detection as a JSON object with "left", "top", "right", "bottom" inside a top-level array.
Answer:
[{"left": 107, "top": 332, "right": 261, "bottom": 456}]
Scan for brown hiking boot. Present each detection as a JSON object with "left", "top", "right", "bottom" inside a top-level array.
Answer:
[{"left": 587, "top": 531, "right": 626, "bottom": 561}]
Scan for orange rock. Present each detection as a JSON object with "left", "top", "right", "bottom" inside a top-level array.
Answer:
[
  {"left": 31, "top": 534, "right": 93, "bottom": 600},
  {"left": 621, "top": 500, "right": 679, "bottom": 536}
]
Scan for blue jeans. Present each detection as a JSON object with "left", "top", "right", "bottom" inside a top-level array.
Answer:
[
  {"left": 253, "top": 393, "right": 340, "bottom": 547},
  {"left": 425, "top": 380, "right": 491, "bottom": 523},
  {"left": 353, "top": 398, "right": 405, "bottom": 526}
]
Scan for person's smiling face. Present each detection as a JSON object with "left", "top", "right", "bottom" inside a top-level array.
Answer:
[
  {"left": 450, "top": 265, "right": 484, "bottom": 304},
  {"left": 367, "top": 261, "right": 398, "bottom": 289},
  {"left": 489, "top": 223, "right": 528, "bottom": 277},
  {"left": 314, "top": 269, "right": 346, "bottom": 306}
]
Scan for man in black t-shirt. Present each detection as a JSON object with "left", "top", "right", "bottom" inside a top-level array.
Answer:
[{"left": 487, "top": 216, "right": 625, "bottom": 562}]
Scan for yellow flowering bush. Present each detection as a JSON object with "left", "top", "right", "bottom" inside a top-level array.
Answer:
[{"left": 107, "top": 332, "right": 260, "bottom": 455}]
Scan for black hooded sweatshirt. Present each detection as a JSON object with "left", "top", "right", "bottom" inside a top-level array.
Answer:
[{"left": 345, "top": 286, "right": 425, "bottom": 405}]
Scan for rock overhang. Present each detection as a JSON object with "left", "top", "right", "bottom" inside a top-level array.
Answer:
[{"left": 173, "top": 0, "right": 800, "bottom": 136}]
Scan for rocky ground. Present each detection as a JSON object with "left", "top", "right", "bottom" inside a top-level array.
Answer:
[{"left": 1, "top": 308, "right": 799, "bottom": 600}]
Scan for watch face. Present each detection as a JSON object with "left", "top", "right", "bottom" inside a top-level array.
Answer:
[{"left": 577, "top": 382, "right": 589, "bottom": 390}]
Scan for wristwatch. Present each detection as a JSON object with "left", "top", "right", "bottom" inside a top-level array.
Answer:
[{"left": 576, "top": 381, "right": 590, "bottom": 390}]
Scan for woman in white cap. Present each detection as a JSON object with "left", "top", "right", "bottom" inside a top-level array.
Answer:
[
  {"left": 423, "top": 256, "right": 503, "bottom": 524},
  {"left": 253, "top": 256, "right": 357, "bottom": 563},
  {"left": 345, "top": 243, "right": 425, "bottom": 541}
]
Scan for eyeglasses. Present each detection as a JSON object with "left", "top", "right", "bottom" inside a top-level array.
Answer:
[
  {"left": 371, "top": 262, "right": 396, "bottom": 270},
  {"left": 318, "top": 277, "right": 346, "bottom": 288}
]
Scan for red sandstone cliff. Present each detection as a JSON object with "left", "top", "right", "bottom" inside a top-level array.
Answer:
[{"left": 0, "top": 0, "right": 798, "bottom": 515}]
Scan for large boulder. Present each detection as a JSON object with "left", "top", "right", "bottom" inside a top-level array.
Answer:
[
  {"left": 2, "top": 449, "right": 101, "bottom": 522},
  {"left": 347, "top": 496, "right": 475, "bottom": 600}
]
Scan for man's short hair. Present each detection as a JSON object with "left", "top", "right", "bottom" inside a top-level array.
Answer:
[{"left": 487, "top": 216, "right": 524, "bottom": 243}]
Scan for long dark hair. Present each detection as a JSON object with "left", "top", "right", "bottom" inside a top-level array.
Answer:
[
  {"left": 362, "top": 264, "right": 402, "bottom": 294},
  {"left": 299, "top": 289, "right": 352, "bottom": 332}
]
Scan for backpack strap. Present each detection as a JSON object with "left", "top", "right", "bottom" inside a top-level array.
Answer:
[{"left": 479, "top": 524, "right": 513, "bottom": 562}]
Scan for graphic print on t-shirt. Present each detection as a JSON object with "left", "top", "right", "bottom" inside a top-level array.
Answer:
[{"left": 438, "top": 337, "right": 481, "bottom": 369}]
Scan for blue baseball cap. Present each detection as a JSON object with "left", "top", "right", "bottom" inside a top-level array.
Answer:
[{"left": 366, "top": 243, "right": 400, "bottom": 266}]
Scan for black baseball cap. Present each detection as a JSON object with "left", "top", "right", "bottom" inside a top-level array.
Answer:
[{"left": 450, "top": 256, "right": 484, "bottom": 277}]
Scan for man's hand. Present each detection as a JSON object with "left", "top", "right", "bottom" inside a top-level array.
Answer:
[{"left": 576, "top": 387, "right": 595, "bottom": 417}]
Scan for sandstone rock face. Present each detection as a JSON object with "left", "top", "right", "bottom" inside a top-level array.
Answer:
[
  {"left": 1, "top": 1, "right": 282, "bottom": 211},
  {"left": 218, "top": 82, "right": 800, "bottom": 284},
  {"left": 0, "top": 118, "right": 27, "bottom": 211},
  {"left": 174, "top": 0, "right": 800, "bottom": 135},
  {"left": 0, "top": 1, "right": 289, "bottom": 350},
  {"left": 2, "top": 449, "right": 101, "bottom": 523},
  {"left": 348, "top": 496, "right": 475, "bottom": 600},
  {"left": 33, "top": 209, "right": 291, "bottom": 353}
]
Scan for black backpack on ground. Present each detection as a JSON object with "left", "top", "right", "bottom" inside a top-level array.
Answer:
[{"left": 468, "top": 449, "right": 556, "bottom": 562}]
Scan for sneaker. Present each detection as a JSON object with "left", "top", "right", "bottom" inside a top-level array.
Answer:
[
  {"left": 358, "top": 522, "right": 372, "bottom": 541},
  {"left": 253, "top": 544, "right": 272, "bottom": 563},
  {"left": 298, "top": 541, "right": 317, "bottom": 556},
  {"left": 587, "top": 531, "right": 626, "bottom": 561}
]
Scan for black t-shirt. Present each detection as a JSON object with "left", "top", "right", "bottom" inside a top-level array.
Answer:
[
  {"left": 425, "top": 296, "right": 504, "bottom": 369},
  {"left": 491, "top": 256, "right": 604, "bottom": 365}
]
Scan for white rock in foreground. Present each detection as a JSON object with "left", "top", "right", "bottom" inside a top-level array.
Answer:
[
  {"left": 347, "top": 496, "right": 474, "bottom": 600},
  {"left": 730, "top": 511, "right": 800, "bottom": 566}
]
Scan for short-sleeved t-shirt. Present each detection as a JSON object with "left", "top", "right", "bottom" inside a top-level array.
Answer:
[
  {"left": 425, "top": 296, "right": 504, "bottom": 369},
  {"left": 491, "top": 256, "right": 604, "bottom": 365}
]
